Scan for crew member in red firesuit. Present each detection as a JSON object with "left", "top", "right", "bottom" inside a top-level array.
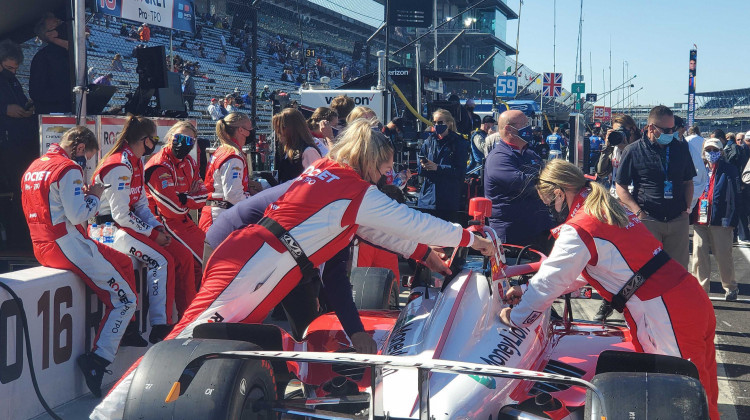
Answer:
[
  {"left": 21, "top": 126, "right": 137, "bottom": 397},
  {"left": 199, "top": 112, "right": 262, "bottom": 232},
  {"left": 92, "top": 116, "right": 194, "bottom": 341},
  {"left": 145, "top": 121, "right": 207, "bottom": 294},
  {"left": 499, "top": 159, "right": 719, "bottom": 420},
  {"left": 92, "top": 118, "right": 497, "bottom": 420}
]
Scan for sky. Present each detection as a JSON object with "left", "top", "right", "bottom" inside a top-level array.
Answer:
[{"left": 310, "top": 0, "right": 748, "bottom": 107}]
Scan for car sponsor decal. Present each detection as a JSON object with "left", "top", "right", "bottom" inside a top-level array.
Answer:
[
  {"left": 469, "top": 374, "right": 496, "bottom": 389},
  {"left": 523, "top": 311, "right": 542, "bottom": 325},
  {"left": 480, "top": 326, "right": 531, "bottom": 366}
]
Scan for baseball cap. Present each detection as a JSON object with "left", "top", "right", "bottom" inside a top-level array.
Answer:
[
  {"left": 702, "top": 138, "right": 723, "bottom": 152},
  {"left": 211, "top": 98, "right": 218, "bottom": 102},
  {"left": 482, "top": 115, "right": 496, "bottom": 124}
]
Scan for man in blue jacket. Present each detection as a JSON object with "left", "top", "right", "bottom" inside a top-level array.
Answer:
[
  {"left": 417, "top": 109, "right": 469, "bottom": 222},
  {"left": 484, "top": 110, "right": 555, "bottom": 252}
]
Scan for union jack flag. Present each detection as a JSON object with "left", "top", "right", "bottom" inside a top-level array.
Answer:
[{"left": 543, "top": 72, "right": 562, "bottom": 97}]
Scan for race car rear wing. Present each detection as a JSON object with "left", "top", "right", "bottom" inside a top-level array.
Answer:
[{"left": 165, "top": 350, "right": 608, "bottom": 420}]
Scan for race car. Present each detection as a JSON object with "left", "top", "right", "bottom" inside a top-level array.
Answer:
[{"left": 120, "top": 199, "right": 710, "bottom": 420}]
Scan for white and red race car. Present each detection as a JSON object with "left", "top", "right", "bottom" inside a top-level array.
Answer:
[{"left": 121, "top": 199, "right": 710, "bottom": 420}]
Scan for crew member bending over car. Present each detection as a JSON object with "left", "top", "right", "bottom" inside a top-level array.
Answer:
[
  {"left": 145, "top": 121, "right": 207, "bottom": 293},
  {"left": 21, "top": 127, "right": 137, "bottom": 397},
  {"left": 499, "top": 159, "right": 719, "bottom": 420},
  {"left": 199, "top": 112, "right": 262, "bottom": 232},
  {"left": 92, "top": 119, "right": 496, "bottom": 420},
  {"left": 93, "top": 116, "right": 193, "bottom": 342}
]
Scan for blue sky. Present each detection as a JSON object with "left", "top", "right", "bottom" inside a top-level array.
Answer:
[
  {"left": 313, "top": 0, "right": 746, "bottom": 106},
  {"left": 507, "top": 0, "right": 748, "bottom": 107}
]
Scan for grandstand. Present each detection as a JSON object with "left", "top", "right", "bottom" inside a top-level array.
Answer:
[{"left": 13, "top": 3, "right": 388, "bottom": 141}]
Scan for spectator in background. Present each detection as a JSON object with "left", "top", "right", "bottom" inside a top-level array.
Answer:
[
  {"left": 30, "top": 13, "right": 72, "bottom": 115},
  {"left": 240, "top": 90, "right": 252, "bottom": 110},
  {"left": 465, "top": 99, "right": 481, "bottom": 131},
  {"left": 684, "top": 125, "right": 707, "bottom": 211},
  {"left": 93, "top": 73, "right": 113, "bottom": 86},
  {"left": 119, "top": 24, "right": 129, "bottom": 37},
  {"left": 0, "top": 39, "right": 37, "bottom": 250},
  {"left": 220, "top": 34, "right": 227, "bottom": 54},
  {"left": 484, "top": 110, "right": 554, "bottom": 252},
  {"left": 616, "top": 105, "right": 695, "bottom": 269},
  {"left": 448, "top": 94, "right": 473, "bottom": 138},
  {"left": 216, "top": 50, "right": 226, "bottom": 64},
  {"left": 721, "top": 129, "right": 748, "bottom": 181},
  {"left": 259, "top": 85, "right": 271, "bottom": 102},
  {"left": 110, "top": 53, "right": 126, "bottom": 72},
  {"left": 546, "top": 127, "right": 565, "bottom": 158},
  {"left": 138, "top": 23, "right": 150, "bottom": 43},
  {"left": 468, "top": 115, "right": 495, "bottom": 172},
  {"left": 224, "top": 95, "right": 238, "bottom": 114},
  {"left": 691, "top": 138, "right": 740, "bottom": 301},
  {"left": 274, "top": 107, "right": 322, "bottom": 182},
  {"left": 182, "top": 70, "right": 196, "bottom": 111},
  {"left": 417, "top": 109, "right": 469, "bottom": 222},
  {"left": 674, "top": 116, "right": 687, "bottom": 140},
  {"left": 329, "top": 95, "right": 355, "bottom": 129},
  {"left": 597, "top": 114, "right": 641, "bottom": 194},
  {"left": 207, "top": 98, "right": 222, "bottom": 121},
  {"left": 307, "top": 106, "right": 337, "bottom": 155}
]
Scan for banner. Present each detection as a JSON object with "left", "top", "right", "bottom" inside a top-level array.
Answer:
[
  {"left": 687, "top": 48, "right": 697, "bottom": 127},
  {"left": 97, "top": 0, "right": 196, "bottom": 33}
]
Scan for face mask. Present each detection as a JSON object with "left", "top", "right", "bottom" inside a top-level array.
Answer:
[
  {"left": 547, "top": 195, "right": 569, "bottom": 223},
  {"left": 143, "top": 138, "right": 156, "bottom": 155},
  {"left": 656, "top": 132, "right": 676, "bottom": 145},
  {"left": 54, "top": 23, "right": 68, "bottom": 41},
  {"left": 511, "top": 123, "right": 533, "bottom": 142},
  {"left": 0, "top": 68, "right": 13, "bottom": 80},
  {"left": 374, "top": 171, "right": 388, "bottom": 189},
  {"left": 434, "top": 123, "right": 448, "bottom": 135},
  {"left": 705, "top": 150, "right": 721, "bottom": 163},
  {"left": 171, "top": 134, "right": 195, "bottom": 160}
]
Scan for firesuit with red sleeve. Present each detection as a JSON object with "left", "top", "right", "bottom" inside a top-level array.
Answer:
[
  {"left": 93, "top": 144, "right": 194, "bottom": 323},
  {"left": 22, "top": 144, "right": 137, "bottom": 363},
  {"left": 198, "top": 142, "right": 249, "bottom": 232},
  {"left": 92, "top": 158, "right": 474, "bottom": 420},
  {"left": 145, "top": 147, "right": 207, "bottom": 291},
  {"left": 507, "top": 188, "right": 719, "bottom": 420}
]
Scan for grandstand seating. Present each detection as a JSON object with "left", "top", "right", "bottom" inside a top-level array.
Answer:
[{"left": 14, "top": 10, "right": 368, "bottom": 141}]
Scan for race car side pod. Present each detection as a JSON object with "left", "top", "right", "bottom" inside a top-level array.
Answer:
[
  {"left": 165, "top": 351, "right": 609, "bottom": 420},
  {"left": 0, "top": 280, "right": 63, "bottom": 420}
]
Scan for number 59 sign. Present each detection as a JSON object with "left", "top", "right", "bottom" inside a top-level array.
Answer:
[{"left": 496, "top": 75, "right": 518, "bottom": 97}]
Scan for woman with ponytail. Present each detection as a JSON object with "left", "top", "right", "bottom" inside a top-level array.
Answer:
[
  {"left": 499, "top": 159, "right": 719, "bottom": 420},
  {"left": 93, "top": 115, "right": 193, "bottom": 344},
  {"left": 199, "top": 112, "right": 261, "bottom": 232}
]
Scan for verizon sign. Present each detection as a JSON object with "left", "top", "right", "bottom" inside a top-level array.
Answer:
[{"left": 300, "top": 89, "right": 385, "bottom": 122}]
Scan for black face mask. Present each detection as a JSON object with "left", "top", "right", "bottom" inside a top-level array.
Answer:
[
  {"left": 54, "top": 23, "right": 68, "bottom": 41},
  {"left": 0, "top": 68, "right": 13, "bottom": 80},
  {"left": 143, "top": 139, "right": 156, "bottom": 156},
  {"left": 171, "top": 134, "right": 194, "bottom": 160},
  {"left": 547, "top": 197, "right": 569, "bottom": 223},
  {"left": 71, "top": 146, "right": 87, "bottom": 168}
]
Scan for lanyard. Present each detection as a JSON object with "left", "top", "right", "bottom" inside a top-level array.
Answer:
[{"left": 660, "top": 146, "right": 670, "bottom": 179}]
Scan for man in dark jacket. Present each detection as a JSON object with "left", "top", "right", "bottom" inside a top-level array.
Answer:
[
  {"left": 29, "top": 13, "right": 72, "bottom": 115},
  {"left": 484, "top": 110, "right": 554, "bottom": 253},
  {"left": 417, "top": 109, "right": 469, "bottom": 223},
  {"left": 467, "top": 115, "right": 495, "bottom": 172},
  {"left": 182, "top": 70, "right": 196, "bottom": 111},
  {"left": 0, "top": 40, "right": 37, "bottom": 251}
]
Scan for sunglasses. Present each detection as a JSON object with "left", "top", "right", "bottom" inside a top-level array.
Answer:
[
  {"left": 432, "top": 120, "right": 445, "bottom": 125},
  {"left": 652, "top": 124, "right": 675, "bottom": 134},
  {"left": 173, "top": 133, "right": 194, "bottom": 146}
]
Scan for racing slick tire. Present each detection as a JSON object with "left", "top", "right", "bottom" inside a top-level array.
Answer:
[
  {"left": 123, "top": 338, "right": 276, "bottom": 420},
  {"left": 584, "top": 372, "right": 709, "bottom": 420},
  {"left": 349, "top": 267, "right": 399, "bottom": 310}
]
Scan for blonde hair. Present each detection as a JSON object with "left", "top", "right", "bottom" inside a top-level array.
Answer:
[
  {"left": 432, "top": 109, "right": 456, "bottom": 133},
  {"left": 215, "top": 112, "right": 250, "bottom": 152},
  {"left": 346, "top": 106, "right": 377, "bottom": 124},
  {"left": 329, "top": 119, "right": 393, "bottom": 178},
  {"left": 537, "top": 159, "right": 630, "bottom": 228},
  {"left": 165, "top": 121, "right": 197, "bottom": 145}
]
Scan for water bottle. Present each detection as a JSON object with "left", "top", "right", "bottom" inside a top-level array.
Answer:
[
  {"left": 89, "top": 223, "right": 101, "bottom": 242},
  {"left": 392, "top": 170, "right": 408, "bottom": 190},
  {"left": 102, "top": 222, "right": 116, "bottom": 244}
]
